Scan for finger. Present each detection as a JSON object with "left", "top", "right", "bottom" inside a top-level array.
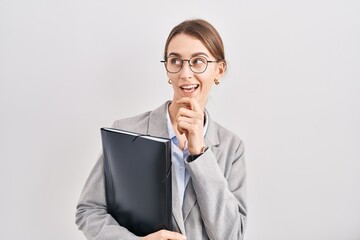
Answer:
[
  {"left": 158, "top": 230, "right": 187, "bottom": 240},
  {"left": 177, "top": 115, "right": 196, "bottom": 125},
  {"left": 176, "top": 115, "right": 203, "bottom": 135},
  {"left": 176, "top": 97, "right": 192, "bottom": 110},
  {"left": 188, "top": 97, "right": 202, "bottom": 113},
  {"left": 176, "top": 109, "right": 203, "bottom": 127},
  {"left": 176, "top": 107, "right": 203, "bottom": 122},
  {"left": 177, "top": 120, "right": 202, "bottom": 135},
  {"left": 176, "top": 97, "right": 202, "bottom": 113},
  {"left": 177, "top": 107, "right": 195, "bottom": 118},
  {"left": 177, "top": 121, "right": 189, "bottom": 135},
  {"left": 178, "top": 128, "right": 184, "bottom": 135}
]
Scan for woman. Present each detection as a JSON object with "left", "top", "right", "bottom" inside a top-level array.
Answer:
[{"left": 76, "top": 19, "right": 247, "bottom": 240}]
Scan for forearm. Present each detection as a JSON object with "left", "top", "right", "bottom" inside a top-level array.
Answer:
[{"left": 185, "top": 148, "right": 247, "bottom": 240}]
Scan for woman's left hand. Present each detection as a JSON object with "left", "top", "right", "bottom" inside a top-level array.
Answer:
[{"left": 176, "top": 97, "right": 206, "bottom": 155}]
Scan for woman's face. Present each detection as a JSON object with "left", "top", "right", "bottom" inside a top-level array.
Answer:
[{"left": 166, "top": 33, "right": 225, "bottom": 109}]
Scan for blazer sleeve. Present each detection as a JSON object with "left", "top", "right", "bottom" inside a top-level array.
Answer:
[
  {"left": 185, "top": 138, "right": 247, "bottom": 240},
  {"left": 75, "top": 153, "right": 141, "bottom": 240}
]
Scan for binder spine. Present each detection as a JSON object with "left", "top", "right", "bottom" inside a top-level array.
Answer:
[
  {"left": 102, "top": 130, "right": 115, "bottom": 211},
  {"left": 165, "top": 141, "right": 172, "bottom": 231}
]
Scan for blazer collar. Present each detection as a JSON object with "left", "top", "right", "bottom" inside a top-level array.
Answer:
[{"left": 147, "top": 101, "right": 170, "bottom": 138}]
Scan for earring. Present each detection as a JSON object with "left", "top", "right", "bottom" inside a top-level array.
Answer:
[
  {"left": 168, "top": 79, "right": 172, "bottom": 84},
  {"left": 214, "top": 79, "right": 220, "bottom": 85}
]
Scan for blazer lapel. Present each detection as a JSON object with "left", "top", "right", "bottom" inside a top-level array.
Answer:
[
  {"left": 147, "top": 101, "right": 169, "bottom": 138},
  {"left": 182, "top": 178, "right": 196, "bottom": 221},
  {"left": 171, "top": 164, "right": 186, "bottom": 234}
]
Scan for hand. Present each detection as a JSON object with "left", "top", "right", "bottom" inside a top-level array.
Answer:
[
  {"left": 140, "top": 229, "right": 186, "bottom": 240},
  {"left": 176, "top": 97, "right": 205, "bottom": 155}
]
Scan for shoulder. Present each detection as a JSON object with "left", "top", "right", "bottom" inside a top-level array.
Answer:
[
  {"left": 112, "top": 111, "right": 151, "bottom": 133},
  {"left": 209, "top": 117, "right": 244, "bottom": 152},
  {"left": 110, "top": 101, "right": 169, "bottom": 134}
]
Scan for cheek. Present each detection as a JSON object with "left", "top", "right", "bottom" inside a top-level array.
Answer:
[
  {"left": 199, "top": 71, "right": 215, "bottom": 86},
  {"left": 199, "top": 76, "right": 213, "bottom": 91},
  {"left": 168, "top": 72, "right": 180, "bottom": 82}
]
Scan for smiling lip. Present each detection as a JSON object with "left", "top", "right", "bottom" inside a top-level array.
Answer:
[{"left": 180, "top": 84, "right": 199, "bottom": 93}]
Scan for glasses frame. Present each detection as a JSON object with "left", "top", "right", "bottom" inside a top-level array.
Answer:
[{"left": 161, "top": 56, "right": 219, "bottom": 74}]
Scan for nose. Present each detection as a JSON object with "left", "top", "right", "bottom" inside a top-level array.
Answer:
[{"left": 180, "top": 60, "right": 193, "bottom": 79}]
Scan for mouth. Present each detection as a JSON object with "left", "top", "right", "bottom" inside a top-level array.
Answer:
[{"left": 180, "top": 84, "right": 199, "bottom": 93}]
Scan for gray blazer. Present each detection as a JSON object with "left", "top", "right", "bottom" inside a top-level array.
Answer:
[{"left": 76, "top": 101, "right": 247, "bottom": 240}]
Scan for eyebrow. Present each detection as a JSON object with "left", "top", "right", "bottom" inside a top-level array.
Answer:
[{"left": 167, "top": 52, "right": 210, "bottom": 58}]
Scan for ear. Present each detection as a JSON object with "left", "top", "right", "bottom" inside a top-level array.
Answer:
[{"left": 215, "top": 60, "right": 226, "bottom": 79}]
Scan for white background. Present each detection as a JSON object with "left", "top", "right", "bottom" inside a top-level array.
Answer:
[{"left": 1, "top": 0, "right": 359, "bottom": 239}]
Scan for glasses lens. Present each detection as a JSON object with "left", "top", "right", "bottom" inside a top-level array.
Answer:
[
  {"left": 166, "top": 56, "right": 182, "bottom": 73},
  {"left": 190, "top": 56, "right": 207, "bottom": 73}
]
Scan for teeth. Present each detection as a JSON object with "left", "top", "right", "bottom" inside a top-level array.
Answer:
[{"left": 181, "top": 84, "right": 198, "bottom": 89}]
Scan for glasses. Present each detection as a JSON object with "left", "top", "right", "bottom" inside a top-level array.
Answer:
[{"left": 161, "top": 56, "right": 219, "bottom": 74}]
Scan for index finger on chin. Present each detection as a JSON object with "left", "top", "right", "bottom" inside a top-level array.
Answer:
[{"left": 176, "top": 97, "right": 201, "bottom": 112}]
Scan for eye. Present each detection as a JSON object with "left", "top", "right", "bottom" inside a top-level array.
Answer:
[
  {"left": 169, "top": 57, "right": 182, "bottom": 65},
  {"left": 191, "top": 57, "right": 206, "bottom": 66}
]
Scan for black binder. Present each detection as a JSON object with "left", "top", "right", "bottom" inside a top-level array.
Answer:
[{"left": 100, "top": 127, "right": 172, "bottom": 236}]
